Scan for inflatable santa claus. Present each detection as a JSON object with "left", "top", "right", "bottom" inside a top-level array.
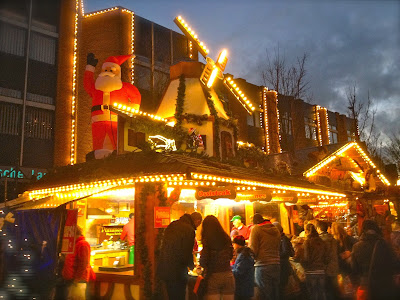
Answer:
[{"left": 84, "top": 53, "right": 141, "bottom": 159}]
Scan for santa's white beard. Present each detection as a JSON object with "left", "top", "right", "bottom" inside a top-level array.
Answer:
[{"left": 95, "top": 73, "right": 123, "bottom": 92}]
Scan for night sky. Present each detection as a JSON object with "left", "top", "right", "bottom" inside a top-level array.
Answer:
[{"left": 86, "top": 0, "right": 400, "bottom": 142}]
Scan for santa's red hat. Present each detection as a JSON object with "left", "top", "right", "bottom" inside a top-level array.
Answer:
[{"left": 102, "top": 54, "right": 132, "bottom": 75}]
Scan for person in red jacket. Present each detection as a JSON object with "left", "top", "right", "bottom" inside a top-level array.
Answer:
[
  {"left": 84, "top": 53, "right": 141, "bottom": 160},
  {"left": 62, "top": 226, "right": 95, "bottom": 300}
]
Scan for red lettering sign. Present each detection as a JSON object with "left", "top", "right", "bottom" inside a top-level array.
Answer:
[
  {"left": 154, "top": 207, "right": 171, "bottom": 228},
  {"left": 195, "top": 187, "right": 236, "bottom": 200},
  {"left": 61, "top": 209, "right": 78, "bottom": 254}
]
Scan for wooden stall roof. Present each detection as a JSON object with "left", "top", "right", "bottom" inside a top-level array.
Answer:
[{"left": 26, "top": 151, "right": 343, "bottom": 194}]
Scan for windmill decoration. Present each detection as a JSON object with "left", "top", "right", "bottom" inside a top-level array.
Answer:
[{"left": 174, "top": 16, "right": 256, "bottom": 114}]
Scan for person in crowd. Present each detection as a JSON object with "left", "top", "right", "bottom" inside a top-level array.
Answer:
[
  {"left": 231, "top": 215, "right": 250, "bottom": 240},
  {"left": 157, "top": 212, "right": 203, "bottom": 300},
  {"left": 250, "top": 213, "right": 281, "bottom": 300},
  {"left": 351, "top": 219, "right": 396, "bottom": 300},
  {"left": 301, "top": 223, "right": 329, "bottom": 300},
  {"left": 331, "top": 222, "right": 354, "bottom": 274},
  {"left": 317, "top": 220, "right": 339, "bottom": 300},
  {"left": 232, "top": 235, "right": 255, "bottom": 300},
  {"left": 391, "top": 221, "right": 400, "bottom": 295},
  {"left": 62, "top": 226, "right": 95, "bottom": 300},
  {"left": 200, "top": 215, "right": 235, "bottom": 299},
  {"left": 273, "top": 222, "right": 295, "bottom": 299},
  {"left": 294, "top": 218, "right": 305, "bottom": 236},
  {"left": 120, "top": 212, "right": 135, "bottom": 264}
]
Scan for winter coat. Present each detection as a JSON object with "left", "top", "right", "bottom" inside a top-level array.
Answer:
[
  {"left": 200, "top": 239, "right": 233, "bottom": 275},
  {"left": 62, "top": 236, "right": 94, "bottom": 282},
  {"left": 280, "top": 234, "right": 295, "bottom": 285},
  {"left": 351, "top": 231, "right": 395, "bottom": 299},
  {"left": 232, "top": 246, "right": 255, "bottom": 298},
  {"left": 301, "top": 235, "right": 329, "bottom": 273},
  {"left": 319, "top": 232, "right": 339, "bottom": 276},
  {"left": 157, "top": 214, "right": 197, "bottom": 281},
  {"left": 250, "top": 221, "right": 281, "bottom": 266}
]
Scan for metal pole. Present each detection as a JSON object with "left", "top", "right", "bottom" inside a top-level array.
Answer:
[{"left": 19, "top": 0, "right": 33, "bottom": 167}]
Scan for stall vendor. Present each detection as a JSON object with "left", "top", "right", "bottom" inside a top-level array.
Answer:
[
  {"left": 230, "top": 215, "right": 250, "bottom": 240},
  {"left": 120, "top": 213, "right": 135, "bottom": 264}
]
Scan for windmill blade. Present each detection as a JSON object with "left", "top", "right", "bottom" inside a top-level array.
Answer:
[
  {"left": 223, "top": 77, "right": 256, "bottom": 114},
  {"left": 174, "top": 16, "right": 209, "bottom": 58}
]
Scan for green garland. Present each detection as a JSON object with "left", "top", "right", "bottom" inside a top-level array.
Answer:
[
  {"left": 174, "top": 74, "right": 186, "bottom": 129},
  {"left": 205, "top": 89, "right": 221, "bottom": 159},
  {"left": 152, "top": 183, "right": 168, "bottom": 299},
  {"left": 137, "top": 183, "right": 155, "bottom": 299}
]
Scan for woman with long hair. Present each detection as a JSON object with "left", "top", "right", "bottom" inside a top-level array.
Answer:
[
  {"left": 200, "top": 215, "right": 235, "bottom": 300},
  {"left": 301, "top": 223, "right": 329, "bottom": 300}
]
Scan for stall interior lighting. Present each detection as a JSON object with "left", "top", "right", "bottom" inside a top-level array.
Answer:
[
  {"left": 174, "top": 16, "right": 209, "bottom": 58},
  {"left": 191, "top": 173, "right": 346, "bottom": 197},
  {"left": 223, "top": 77, "right": 255, "bottom": 114},
  {"left": 304, "top": 142, "right": 390, "bottom": 186},
  {"left": 112, "top": 102, "right": 170, "bottom": 124}
]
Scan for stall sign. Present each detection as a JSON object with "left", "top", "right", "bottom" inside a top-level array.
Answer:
[
  {"left": 76, "top": 200, "right": 86, "bottom": 217},
  {"left": 195, "top": 187, "right": 236, "bottom": 200},
  {"left": 236, "top": 190, "right": 272, "bottom": 202},
  {"left": 154, "top": 207, "right": 171, "bottom": 228},
  {"left": 0, "top": 166, "right": 47, "bottom": 181},
  {"left": 61, "top": 209, "right": 78, "bottom": 254}
]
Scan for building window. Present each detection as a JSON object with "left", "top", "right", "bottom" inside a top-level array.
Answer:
[
  {"left": 128, "top": 130, "right": 146, "bottom": 147},
  {"left": 221, "top": 131, "right": 234, "bottom": 160},
  {"left": 0, "top": 102, "right": 21, "bottom": 135},
  {"left": 329, "top": 124, "right": 338, "bottom": 144},
  {"left": 29, "top": 32, "right": 56, "bottom": 65},
  {"left": 280, "top": 112, "right": 292, "bottom": 135},
  {"left": 347, "top": 130, "right": 354, "bottom": 141},
  {"left": 24, "top": 107, "right": 53, "bottom": 139},
  {"left": 0, "top": 22, "right": 26, "bottom": 56},
  {"left": 304, "top": 117, "right": 317, "bottom": 140},
  {"left": 247, "top": 114, "right": 254, "bottom": 126}
]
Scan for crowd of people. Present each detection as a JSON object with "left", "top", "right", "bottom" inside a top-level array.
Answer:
[{"left": 158, "top": 212, "right": 400, "bottom": 300}]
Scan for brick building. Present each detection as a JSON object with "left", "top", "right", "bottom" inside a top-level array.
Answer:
[
  {"left": 0, "top": 0, "right": 69, "bottom": 201},
  {"left": 54, "top": 6, "right": 197, "bottom": 166}
]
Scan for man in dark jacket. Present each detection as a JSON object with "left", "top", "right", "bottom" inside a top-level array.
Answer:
[
  {"left": 317, "top": 221, "right": 339, "bottom": 300},
  {"left": 157, "top": 212, "right": 202, "bottom": 300},
  {"left": 273, "top": 222, "right": 295, "bottom": 299},
  {"left": 351, "top": 219, "right": 396, "bottom": 300},
  {"left": 250, "top": 213, "right": 281, "bottom": 300}
]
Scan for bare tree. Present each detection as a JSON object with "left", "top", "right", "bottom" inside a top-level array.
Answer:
[
  {"left": 346, "top": 83, "right": 382, "bottom": 156},
  {"left": 385, "top": 133, "right": 400, "bottom": 169},
  {"left": 261, "top": 47, "right": 310, "bottom": 100}
]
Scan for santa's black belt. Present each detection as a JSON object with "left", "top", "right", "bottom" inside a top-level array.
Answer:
[{"left": 91, "top": 105, "right": 110, "bottom": 112}]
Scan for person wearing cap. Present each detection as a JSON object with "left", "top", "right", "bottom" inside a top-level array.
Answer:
[
  {"left": 250, "top": 213, "right": 281, "bottom": 300},
  {"left": 232, "top": 235, "right": 255, "bottom": 300},
  {"left": 231, "top": 215, "right": 250, "bottom": 240},
  {"left": 84, "top": 52, "right": 141, "bottom": 160}
]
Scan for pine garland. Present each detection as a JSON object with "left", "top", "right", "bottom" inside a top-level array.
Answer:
[
  {"left": 137, "top": 183, "right": 155, "bottom": 299},
  {"left": 152, "top": 183, "right": 168, "bottom": 299},
  {"left": 205, "top": 89, "right": 221, "bottom": 159},
  {"left": 174, "top": 74, "right": 186, "bottom": 128}
]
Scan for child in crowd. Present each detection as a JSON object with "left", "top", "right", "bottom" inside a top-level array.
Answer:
[{"left": 232, "top": 235, "right": 255, "bottom": 300}]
